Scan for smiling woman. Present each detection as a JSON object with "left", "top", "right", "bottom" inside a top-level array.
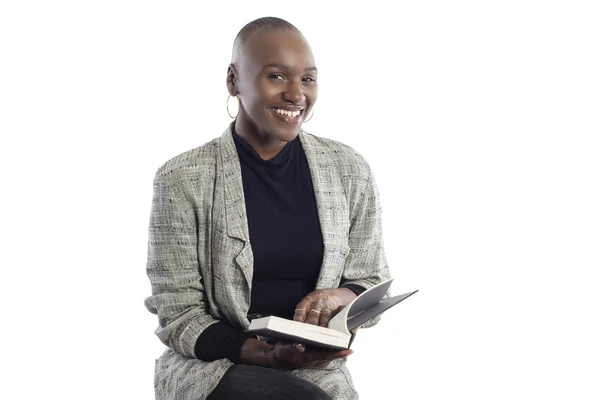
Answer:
[
  {"left": 145, "top": 16, "right": 391, "bottom": 400},
  {"left": 228, "top": 21, "right": 318, "bottom": 157}
]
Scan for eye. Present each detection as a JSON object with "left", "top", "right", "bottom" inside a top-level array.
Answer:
[
  {"left": 269, "top": 73, "right": 285, "bottom": 80},
  {"left": 302, "top": 76, "right": 316, "bottom": 83}
]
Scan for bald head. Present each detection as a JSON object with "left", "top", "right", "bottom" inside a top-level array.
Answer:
[{"left": 231, "top": 17, "right": 303, "bottom": 66}]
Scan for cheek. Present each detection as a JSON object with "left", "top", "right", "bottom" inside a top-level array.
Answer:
[
  {"left": 258, "top": 82, "right": 282, "bottom": 103},
  {"left": 248, "top": 81, "right": 276, "bottom": 109},
  {"left": 306, "top": 85, "right": 318, "bottom": 104},
  {"left": 240, "top": 91, "right": 261, "bottom": 115}
]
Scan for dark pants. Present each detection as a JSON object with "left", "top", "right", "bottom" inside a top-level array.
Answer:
[{"left": 206, "top": 364, "right": 332, "bottom": 400}]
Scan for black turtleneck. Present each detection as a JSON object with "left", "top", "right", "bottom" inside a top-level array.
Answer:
[{"left": 194, "top": 122, "right": 365, "bottom": 363}]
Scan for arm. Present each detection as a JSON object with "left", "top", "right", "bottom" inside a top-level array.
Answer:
[
  {"left": 340, "top": 162, "right": 392, "bottom": 328},
  {"left": 195, "top": 321, "right": 257, "bottom": 363},
  {"left": 144, "top": 171, "right": 220, "bottom": 358}
]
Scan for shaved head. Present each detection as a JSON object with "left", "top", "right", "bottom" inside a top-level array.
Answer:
[{"left": 231, "top": 17, "right": 303, "bottom": 66}]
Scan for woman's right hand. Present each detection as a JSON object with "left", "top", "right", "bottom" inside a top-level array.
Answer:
[{"left": 267, "top": 341, "right": 353, "bottom": 370}]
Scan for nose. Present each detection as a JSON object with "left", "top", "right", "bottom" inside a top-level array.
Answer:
[{"left": 282, "top": 80, "right": 305, "bottom": 104}]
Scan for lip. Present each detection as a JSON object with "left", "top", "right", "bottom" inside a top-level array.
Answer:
[
  {"left": 270, "top": 107, "right": 304, "bottom": 125},
  {"left": 271, "top": 106, "right": 305, "bottom": 112}
]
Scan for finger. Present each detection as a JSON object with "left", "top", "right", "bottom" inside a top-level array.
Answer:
[
  {"left": 293, "top": 298, "right": 312, "bottom": 322},
  {"left": 305, "top": 307, "right": 322, "bottom": 325},
  {"left": 279, "top": 341, "right": 305, "bottom": 354},
  {"left": 336, "top": 349, "right": 354, "bottom": 358},
  {"left": 284, "top": 347, "right": 353, "bottom": 370},
  {"left": 293, "top": 307, "right": 308, "bottom": 322},
  {"left": 318, "top": 308, "right": 333, "bottom": 327},
  {"left": 313, "top": 360, "right": 331, "bottom": 368},
  {"left": 311, "top": 361, "right": 331, "bottom": 368},
  {"left": 310, "top": 348, "right": 353, "bottom": 364},
  {"left": 272, "top": 342, "right": 306, "bottom": 368},
  {"left": 331, "top": 304, "right": 345, "bottom": 318}
]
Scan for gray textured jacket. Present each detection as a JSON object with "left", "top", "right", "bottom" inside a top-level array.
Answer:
[{"left": 145, "top": 125, "right": 391, "bottom": 400}]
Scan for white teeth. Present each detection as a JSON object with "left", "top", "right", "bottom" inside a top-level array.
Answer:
[{"left": 275, "top": 108, "right": 301, "bottom": 117}]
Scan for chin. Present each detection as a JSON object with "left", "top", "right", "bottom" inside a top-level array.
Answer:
[
  {"left": 275, "top": 128, "right": 301, "bottom": 142},
  {"left": 266, "top": 122, "right": 300, "bottom": 142}
]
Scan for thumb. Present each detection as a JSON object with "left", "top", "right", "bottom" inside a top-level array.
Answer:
[{"left": 331, "top": 304, "right": 346, "bottom": 318}]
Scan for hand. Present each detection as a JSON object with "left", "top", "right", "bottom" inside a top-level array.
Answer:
[
  {"left": 268, "top": 341, "right": 353, "bottom": 370},
  {"left": 293, "top": 287, "right": 357, "bottom": 327},
  {"left": 312, "top": 328, "right": 359, "bottom": 368}
]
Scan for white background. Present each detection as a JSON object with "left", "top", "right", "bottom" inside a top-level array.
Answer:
[{"left": 1, "top": 1, "right": 599, "bottom": 399}]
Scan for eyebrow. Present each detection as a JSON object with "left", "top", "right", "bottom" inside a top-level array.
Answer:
[{"left": 263, "top": 63, "right": 318, "bottom": 72}]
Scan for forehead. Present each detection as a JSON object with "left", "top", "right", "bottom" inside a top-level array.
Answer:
[{"left": 240, "top": 29, "right": 316, "bottom": 71}]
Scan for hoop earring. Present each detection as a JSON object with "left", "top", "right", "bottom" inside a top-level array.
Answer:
[
  {"left": 304, "top": 108, "right": 314, "bottom": 122},
  {"left": 227, "top": 94, "right": 240, "bottom": 119}
]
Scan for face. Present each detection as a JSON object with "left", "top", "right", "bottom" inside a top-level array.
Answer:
[{"left": 227, "top": 29, "right": 318, "bottom": 143}]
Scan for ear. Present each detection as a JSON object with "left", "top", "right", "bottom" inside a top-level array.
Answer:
[{"left": 226, "top": 64, "right": 239, "bottom": 96}]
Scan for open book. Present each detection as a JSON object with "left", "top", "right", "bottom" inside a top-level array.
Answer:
[{"left": 245, "top": 279, "right": 418, "bottom": 350}]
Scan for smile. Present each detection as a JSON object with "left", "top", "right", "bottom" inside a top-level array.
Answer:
[
  {"left": 273, "top": 108, "right": 303, "bottom": 117},
  {"left": 270, "top": 107, "right": 304, "bottom": 125}
]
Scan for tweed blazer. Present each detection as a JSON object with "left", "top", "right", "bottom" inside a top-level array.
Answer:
[{"left": 145, "top": 124, "right": 392, "bottom": 400}]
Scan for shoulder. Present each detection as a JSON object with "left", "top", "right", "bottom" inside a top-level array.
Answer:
[
  {"left": 153, "top": 137, "right": 221, "bottom": 188},
  {"left": 300, "top": 131, "right": 372, "bottom": 179}
]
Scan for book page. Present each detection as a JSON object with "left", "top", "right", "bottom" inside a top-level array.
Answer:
[
  {"left": 328, "top": 303, "right": 351, "bottom": 334},
  {"left": 346, "top": 290, "right": 418, "bottom": 331},
  {"left": 346, "top": 279, "right": 393, "bottom": 318},
  {"left": 327, "top": 278, "right": 394, "bottom": 334}
]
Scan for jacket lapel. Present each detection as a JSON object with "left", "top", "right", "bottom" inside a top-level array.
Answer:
[
  {"left": 299, "top": 131, "right": 350, "bottom": 290},
  {"left": 217, "top": 126, "right": 254, "bottom": 316}
]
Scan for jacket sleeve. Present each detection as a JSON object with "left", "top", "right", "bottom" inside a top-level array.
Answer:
[
  {"left": 144, "top": 170, "right": 220, "bottom": 358},
  {"left": 194, "top": 321, "right": 257, "bottom": 363},
  {"left": 340, "top": 162, "right": 392, "bottom": 329}
]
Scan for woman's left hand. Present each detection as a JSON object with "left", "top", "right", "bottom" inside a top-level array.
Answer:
[{"left": 293, "top": 287, "right": 358, "bottom": 327}]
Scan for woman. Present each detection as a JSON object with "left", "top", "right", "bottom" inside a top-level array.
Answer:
[{"left": 145, "top": 17, "right": 391, "bottom": 400}]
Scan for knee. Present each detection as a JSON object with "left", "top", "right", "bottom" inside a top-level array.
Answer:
[{"left": 208, "top": 364, "right": 332, "bottom": 400}]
